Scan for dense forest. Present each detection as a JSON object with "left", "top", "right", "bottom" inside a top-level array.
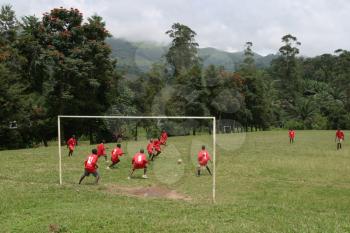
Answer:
[{"left": 1, "top": 5, "right": 350, "bottom": 149}]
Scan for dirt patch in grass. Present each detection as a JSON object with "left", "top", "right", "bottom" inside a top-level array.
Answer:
[{"left": 106, "top": 184, "right": 192, "bottom": 201}]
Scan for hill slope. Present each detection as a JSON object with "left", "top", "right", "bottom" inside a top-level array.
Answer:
[{"left": 107, "top": 38, "right": 277, "bottom": 74}]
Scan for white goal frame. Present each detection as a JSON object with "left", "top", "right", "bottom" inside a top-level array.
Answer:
[{"left": 58, "top": 115, "right": 217, "bottom": 202}]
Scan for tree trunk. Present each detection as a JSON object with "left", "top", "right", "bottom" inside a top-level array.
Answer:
[
  {"left": 135, "top": 124, "right": 138, "bottom": 141},
  {"left": 43, "top": 138, "right": 48, "bottom": 147},
  {"left": 89, "top": 128, "right": 93, "bottom": 145}
]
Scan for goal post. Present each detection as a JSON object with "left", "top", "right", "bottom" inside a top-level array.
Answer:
[{"left": 57, "top": 115, "right": 216, "bottom": 202}]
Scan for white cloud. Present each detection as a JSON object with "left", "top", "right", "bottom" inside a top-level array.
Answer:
[{"left": 2, "top": 0, "right": 350, "bottom": 56}]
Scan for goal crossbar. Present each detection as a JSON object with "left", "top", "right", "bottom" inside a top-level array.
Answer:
[{"left": 58, "top": 115, "right": 216, "bottom": 202}]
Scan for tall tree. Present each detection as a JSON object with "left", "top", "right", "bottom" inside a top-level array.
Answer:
[{"left": 165, "top": 23, "right": 200, "bottom": 76}]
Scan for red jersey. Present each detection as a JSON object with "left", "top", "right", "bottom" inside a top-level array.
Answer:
[
  {"left": 153, "top": 140, "right": 161, "bottom": 152},
  {"left": 67, "top": 138, "right": 76, "bottom": 151},
  {"left": 132, "top": 152, "right": 147, "bottom": 166},
  {"left": 198, "top": 149, "right": 211, "bottom": 166},
  {"left": 289, "top": 130, "right": 295, "bottom": 139},
  {"left": 147, "top": 142, "right": 154, "bottom": 154},
  {"left": 336, "top": 131, "right": 345, "bottom": 140},
  {"left": 160, "top": 132, "right": 168, "bottom": 144},
  {"left": 84, "top": 154, "right": 98, "bottom": 173},
  {"left": 97, "top": 143, "right": 106, "bottom": 156},
  {"left": 111, "top": 147, "right": 123, "bottom": 162}
]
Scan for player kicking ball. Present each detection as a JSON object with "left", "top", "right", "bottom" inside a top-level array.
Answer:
[
  {"left": 288, "top": 129, "right": 295, "bottom": 144},
  {"left": 107, "top": 144, "right": 125, "bottom": 169},
  {"left": 97, "top": 140, "right": 108, "bottom": 162},
  {"left": 197, "top": 145, "right": 212, "bottom": 176},
  {"left": 128, "top": 149, "right": 148, "bottom": 179},
  {"left": 335, "top": 129, "right": 345, "bottom": 150},
  {"left": 79, "top": 149, "right": 100, "bottom": 184},
  {"left": 67, "top": 135, "right": 77, "bottom": 157}
]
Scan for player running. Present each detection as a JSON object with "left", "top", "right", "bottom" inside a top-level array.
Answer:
[
  {"left": 67, "top": 135, "right": 77, "bottom": 157},
  {"left": 128, "top": 149, "right": 148, "bottom": 179},
  {"left": 97, "top": 140, "right": 108, "bottom": 162},
  {"left": 197, "top": 145, "right": 212, "bottom": 176},
  {"left": 160, "top": 130, "right": 168, "bottom": 146},
  {"left": 147, "top": 139, "right": 155, "bottom": 159},
  {"left": 335, "top": 129, "right": 345, "bottom": 150},
  {"left": 152, "top": 137, "right": 162, "bottom": 160},
  {"left": 288, "top": 129, "right": 295, "bottom": 144},
  {"left": 107, "top": 144, "right": 125, "bottom": 169},
  {"left": 79, "top": 149, "right": 100, "bottom": 184}
]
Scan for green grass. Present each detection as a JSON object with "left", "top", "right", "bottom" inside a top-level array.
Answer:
[{"left": 1, "top": 130, "right": 350, "bottom": 232}]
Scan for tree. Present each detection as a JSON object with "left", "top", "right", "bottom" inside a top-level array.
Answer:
[
  {"left": 165, "top": 23, "right": 200, "bottom": 76},
  {"left": 26, "top": 8, "right": 116, "bottom": 140}
]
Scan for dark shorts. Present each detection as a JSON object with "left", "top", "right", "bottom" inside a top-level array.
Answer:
[{"left": 84, "top": 169, "right": 99, "bottom": 177}]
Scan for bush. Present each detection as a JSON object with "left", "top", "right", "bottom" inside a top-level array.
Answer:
[
  {"left": 284, "top": 120, "right": 305, "bottom": 130},
  {"left": 311, "top": 114, "right": 329, "bottom": 130}
]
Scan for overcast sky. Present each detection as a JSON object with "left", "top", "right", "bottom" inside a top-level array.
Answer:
[{"left": 3, "top": 0, "right": 350, "bottom": 56}]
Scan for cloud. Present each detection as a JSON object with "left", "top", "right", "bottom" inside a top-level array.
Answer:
[{"left": 3, "top": 0, "right": 350, "bottom": 56}]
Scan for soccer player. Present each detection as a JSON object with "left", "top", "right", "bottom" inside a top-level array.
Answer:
[
  {"left": 289, "top": 129, "right": 295, "bottom": 144},
  {"left": 147, "top": 139, "right": 154, "bottom": 159},
  {"left": 67, "top": 135, "right": 77, "bottom": 157},
  {"left": 128, "top": 149, "right": 148, "bottom": 179},
  {"left": 160, "top": 130, "right": 168, "bottom": 145},
  {"left": 335, "top": 129, "right": 345, "bottom": 150},
  {"left": 152, "top": 138, "right": 162, "bottom": 160},
  {"left": 107, "top": 144, "right": 125, "bottom": 169},
  {"left": 79, "top": 149, "right": 100, "bottom": 184},
  {"left": 97, "top": 140, "right": 108, "bottom": 162},
  {"left": 197, "top": 145, "right": 212, "bottom": 176}
]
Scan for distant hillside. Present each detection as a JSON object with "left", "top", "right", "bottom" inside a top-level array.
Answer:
[{"left": 107, "top": 38, "right": 278, "bottom": 74}]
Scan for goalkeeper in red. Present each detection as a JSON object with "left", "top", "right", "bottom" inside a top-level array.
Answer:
[
  {"left": 67, "top": 135, "right": 77, "bottom": 157},
  {"left": 197, "top": 145, "right": 212, "bottom": 176},
  {"left": 79, "top": 149, "right": 100, "bottom": 184},
  {"left": 128, "top": 149, "right": 148, "bottom": 179}
]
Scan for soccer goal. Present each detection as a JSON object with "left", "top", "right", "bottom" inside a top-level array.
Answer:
[{"left": 57, "top": 115, "right": 217, "bottom": 202}]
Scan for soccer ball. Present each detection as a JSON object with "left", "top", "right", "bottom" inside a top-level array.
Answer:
[{"left": 177, "top": 159, "right": 182, "bottom": 164}]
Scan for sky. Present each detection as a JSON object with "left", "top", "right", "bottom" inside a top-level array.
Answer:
[{"left": 2, "top": 0, "right": 350, "bottom": 56}]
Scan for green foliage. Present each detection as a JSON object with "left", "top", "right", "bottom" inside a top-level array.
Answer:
[{"left": 166, "top": 23, "right": 200, "bottom": 76}]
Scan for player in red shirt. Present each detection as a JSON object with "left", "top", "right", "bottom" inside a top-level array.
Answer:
[
  {"left": 335, "top": 129, "right": 345, "bottom": 150},
  {"left": 147, "top": 139, "right": 154, "bottom": 159},
  {"left": 67, "top": 135, "right": 77, "bottom": 157},
  {"left": 288, "top": 129, "right": 295, "bottom": 144},
  {"left": 128, "top": 149, "right": 148, "bottom": 179},
  {"left": 197, "top": 145, "right": 212, "bottom": 176},
  {"left": 97, "top": 140, "right": 108, "bottom": 162},
  {"left": 153, "top": 138, "right": 162, "bottom": 159},
  {"left": 107, "top": 144, "right": 125, "bottom": 169},
  {"left": 160, "top": 130, "right": 168, "bottom": 146},
  {"left": 79, "top": 149, "right": 100, "bottom": 184}
]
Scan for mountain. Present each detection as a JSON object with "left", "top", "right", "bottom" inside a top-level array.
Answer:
[{"left": 107, "top": 38, "right": 278, "bottom": 74}]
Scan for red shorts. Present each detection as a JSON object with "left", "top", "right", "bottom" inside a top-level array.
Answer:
[
  {"left": 133, "top": 163, "right": 147, "bottom": 169},
  {"left": 111, "top": 158, "right": 120, "bottom": 163},
  {"left": 69, "top": 145, "right": 75, "bottom": 151},
  {"left": 155, "top": 147, "right": 161, "bottom": 152},
  {"left": 199, "top": 160, "right": 209, "bottom": 166}
]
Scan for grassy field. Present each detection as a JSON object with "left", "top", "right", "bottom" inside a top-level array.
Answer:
[{"left": 1, "top": 130, "right": 350, "bottom": 232}]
